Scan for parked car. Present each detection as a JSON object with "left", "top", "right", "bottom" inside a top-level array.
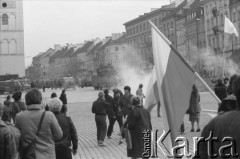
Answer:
[{"left": 0, "top": 80, "right": 22, "bottom": 94}]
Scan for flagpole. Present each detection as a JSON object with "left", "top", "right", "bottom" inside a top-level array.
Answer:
[
  {"left": 149, "top": 21, "right": 221, "bottom": 104},
  {"left": 222, "top": 38, "right": 226, "bottom": 77}
]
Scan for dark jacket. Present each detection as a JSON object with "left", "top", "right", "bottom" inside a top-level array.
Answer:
[
  {"left": 126, "top": 105, "right": 152, "bottom": 158},
  {"left": 92, "top": 98, "right": 113, "bottom": 116},
  {"left": 214, "top": 85, "right": 227, "bottom": 101},
  {"left": 60, "top": 93, "right": 67, "bottom": 105},
  {"left": 0, "top": 120, "right": 15, "bottom": 159},
  {"left": 59, "top": 94, "right": 68, "bottom": 114},
  {"left": 9, "top": 101, "right": 26, "bottom": 123},
  {"left": 119, "top": 93, "right": 134, "bottom": 116},
  {"left": 54, "top": 113, "right": 78, "bottom": 156},
  {"left": 105, "top": 94, "right": 115, "bottom": 118},
  {"left": 199, "top": 111, "right": 240, "bottom": 159},
  {"left": 3, "top": 100, "right": 11, "bottom": 107},
  {"left": 113, "top": 97, "right": 122, "bottom": 117}
]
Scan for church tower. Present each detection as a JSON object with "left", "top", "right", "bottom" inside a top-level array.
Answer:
[{"left": 0, "top": 0, "right": 25, "bottom": 77}]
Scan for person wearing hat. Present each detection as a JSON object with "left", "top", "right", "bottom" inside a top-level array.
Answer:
[
  {"left": 136, "top": 84, "right": 145, "bottom": 106},
  {"left": 120, "top": 86, "right": 134, "bottom": 118},
  {"left": 125, "top": 96, "right": 152, "bottom": 159}
]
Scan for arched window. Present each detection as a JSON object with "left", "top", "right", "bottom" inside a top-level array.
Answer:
[
  {"left": 9, "top": 39, "right": 17, "bottom": 54},
  {"left": 2, "top": 40, "right": 9, "bottom": 54},
  {"left": 2, "top": 14, "right": 8, "bottom": 25}
]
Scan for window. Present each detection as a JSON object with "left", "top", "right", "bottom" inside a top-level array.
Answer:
[
  {"left": 238, "top": 11, "right": 240, "bottom": 21},
  {"left": 136, "top": 26, "right": 139, "bottom": 33},
  {"left": 171, "top": 22, "right": 173, "bottom": 29},
  {"left": 2, "top": 14, "right": 8, "bottom": 25},
  {"left": 140, "top": 24, "right": 142, "bottom": 32},
  {"left": 154, "top": 19, "right": 157, "bottom": 25},
  {"left": 143, "top": 23, "right": 146, "bottom": 30}
]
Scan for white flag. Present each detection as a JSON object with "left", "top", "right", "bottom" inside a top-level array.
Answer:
[{"left": 224, "top": 15, "right": 238, "bottom": 37}]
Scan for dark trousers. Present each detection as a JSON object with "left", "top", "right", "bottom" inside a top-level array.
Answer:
[
  {"left": 107, "top": 116, "right": 123, "bottom": 137},
  {"left": 180, "top": 121, "right": 185, "bottom": 132},
  {"left": 95, "top": 115, "right": 107, "bottom": 143}
]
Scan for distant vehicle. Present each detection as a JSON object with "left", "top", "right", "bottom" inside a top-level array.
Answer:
[
  {"left": 62, "top": 77, "right": 76, "bottom": 90},
  {"left": 0, "top": 74, "right": 19, "bottom": 81},
  {"left": 0, "top": 80, "right": 22, "bottom": 95},
  {"left": 92, "top": 75, "right": 119, "bottom": 90},
  {"left": 17, "top": 78, "right": 31, "bottom": 91}
]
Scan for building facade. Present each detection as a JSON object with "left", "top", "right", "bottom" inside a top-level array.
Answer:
[
  {"left": 124, "top": 5, "right": 174, "bottom": 70},
  {"left": 185, "top": 0, "right": 206, "bottom": 71},
  {"left": 0, "top": 0, "right": 25, "bottom": 77}
]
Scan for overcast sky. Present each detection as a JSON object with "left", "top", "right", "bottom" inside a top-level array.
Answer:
[{"left": 23, "top": 0, "right": 170, "bottom": 67}]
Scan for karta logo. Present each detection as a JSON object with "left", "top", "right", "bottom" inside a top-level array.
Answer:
[{"left": 142, "top": 130, "right": 239, "bottom": 158}]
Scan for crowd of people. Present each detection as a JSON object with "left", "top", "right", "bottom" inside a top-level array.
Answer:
[
  {"left": 1, "top": 73, "right": 240, "bottom": 159},
  {"left": 0, "top": 88, "right": 77, "bottom": 159},
  {"left": 92, "top": 84, "right": 152, "bottom": 159}
]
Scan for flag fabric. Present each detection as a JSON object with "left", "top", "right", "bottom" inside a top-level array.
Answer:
[
  {"left": 145, "top": 67, "right": 160, "bottom": 111},
  {"left": 149, "top": 21, "right": 195, "bottom": 148},
  {"left": 224, "top": 15, "right": 238, "bottom": 37}
]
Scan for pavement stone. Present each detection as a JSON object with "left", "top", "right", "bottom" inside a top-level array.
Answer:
[{"left": 68, "top": 101, "right": 216, "bottom": 159}]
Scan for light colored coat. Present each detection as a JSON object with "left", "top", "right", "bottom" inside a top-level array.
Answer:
[{"left": 15, "top": 104, "right": 63, "bottom": 159}]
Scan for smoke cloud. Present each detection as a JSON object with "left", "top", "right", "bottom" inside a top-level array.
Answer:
[{"left": 116, "top": 45, "right": 152, "bottom": 95}]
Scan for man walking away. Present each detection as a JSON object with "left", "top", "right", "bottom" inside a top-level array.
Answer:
[
  {"left": 92, "top": 92, "right": 112, "bottom": 146},
  {"left": 120, "top": 86, "right": 134, "bottom": 118},
  {"left": 104, "top": 89, "right": 115, "bottom": 139}
]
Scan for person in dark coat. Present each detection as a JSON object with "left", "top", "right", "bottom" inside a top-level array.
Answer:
[
  {"left": 104, "top": 89, "right": 115, "bottom": 139},
  {"left": 3, "top": 95, "right": 11, "bottom": 107},
  {"left": 107, "top": 90, "right": 123, "bottom": 140},
  {"left": 125, "top": 96, "right": 152, "bottom": 159},
  {"left": 48, "top": 98, "right": 78, "bottom": 159},
  {"left": 227, "top": 74, "right": 238, "bottom": 95},
  {"left": 198, "top": 76, "right": 240, "bottom": 158},
  {"left": 59, "top": 89, "right": 68, "bottom": 115},
  {"left": 92, "top": 92, "right": 113, "bottom": 146},
  {"left": 189, "top": 84, "right": 201, "bottom": 132},
  {"left": 214, "top": 78, "right": 227, "bottom": 101},
  {"left": 9, "top": 91, "right": 26, "bottom": 123},
  {"left": 120, "top": 86, "right": 134, "bottom": 118},
  {"left": 1, "top": 103, "right": 21, "bottom": 159},
  {"left": 0, "top": 103, "right": 17, "bottom": 159}
]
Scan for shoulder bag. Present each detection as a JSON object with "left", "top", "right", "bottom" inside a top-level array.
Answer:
[{"left": 20, "top": 111, "right": 46, "bottom": 159}]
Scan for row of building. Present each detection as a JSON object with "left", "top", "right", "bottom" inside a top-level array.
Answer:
[{"left": 28, "top": 0, "right": 240, "bottom": 80}]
